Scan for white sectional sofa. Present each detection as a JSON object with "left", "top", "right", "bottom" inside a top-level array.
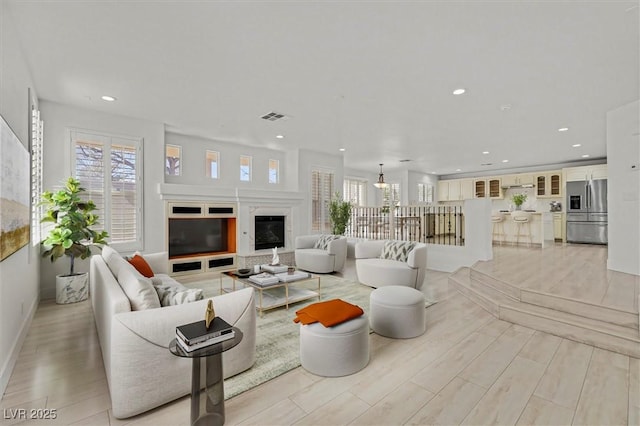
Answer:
[
  {"left": 355, "top": 240, "right": 427, "bottom": 289},
  {"left": 90, "top": 247, "right": 256, "bottom": 419}
]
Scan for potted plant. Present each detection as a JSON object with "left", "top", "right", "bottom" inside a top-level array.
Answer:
[
  {"left": 328, "top": 192, "right": 352, "bottom": 235},
  {"left": 511, "top": 193, "right": 528, "bottom": 211},
  {"left": 40, "top": 177, "right": 109, "bottom": 304}
]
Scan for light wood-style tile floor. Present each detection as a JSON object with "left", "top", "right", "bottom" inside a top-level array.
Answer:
[{"left": 2, "top": 247, "right": 639, "bottom": 425}]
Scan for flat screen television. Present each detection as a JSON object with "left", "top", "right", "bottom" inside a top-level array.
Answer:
[
  {"left": 254, "top": 215, "right": 285, "bottom": 250},
  {"left": 168, "top": 218, "right": 228, "bottom": 257}
]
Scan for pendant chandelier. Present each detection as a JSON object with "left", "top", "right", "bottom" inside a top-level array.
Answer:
[{"left": 373, "top": 163, "right": 389, "bottom": 189}]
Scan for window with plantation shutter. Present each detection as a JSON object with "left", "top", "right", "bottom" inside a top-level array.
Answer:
[
  {"left": 72, "top": 130, "right": 142, "bottom": 251},
  {"left": 31, "top": 106, "right": 44, "bottom": 245},
  {"left": 383, "top": 183, "right": 401, "bottom": 207},
  {"left": 343, "top": 177, "right": 367, "bottom": 206},
  {"left": 311, "top": 169, "right": 334, "bottom": 232}
]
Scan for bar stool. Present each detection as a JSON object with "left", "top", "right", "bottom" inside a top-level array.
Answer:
[
  {"left": 511, "top": 211, "right": 532, "bottom": 246},
  {"left": 491, "top": 211, "right": 506, "bottom": 245}
]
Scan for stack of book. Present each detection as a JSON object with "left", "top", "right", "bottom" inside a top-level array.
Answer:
[
  {"left": 248, "top": 272, "right": 280, "bottom": 286},
  {"left": 261, "top": 264, "right": 289, "bottom": 274},
  {"left": 175, "top": 317, "right": 235, "bottom": 352}
]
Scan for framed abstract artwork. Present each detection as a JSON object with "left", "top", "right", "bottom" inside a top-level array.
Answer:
[{"left": 0, "top": 114, "right": 31, "bottom": 261}]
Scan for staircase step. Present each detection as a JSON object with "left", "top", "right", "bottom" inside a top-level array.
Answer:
[{"left": 448, "top": 267, "right": 640, "bottom": 358}]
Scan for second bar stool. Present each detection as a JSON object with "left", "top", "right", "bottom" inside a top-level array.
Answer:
[{"left": 511, "top": 210, "right": 532, "bottom": 246}]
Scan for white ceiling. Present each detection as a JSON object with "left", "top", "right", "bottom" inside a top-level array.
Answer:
[{"left": 6, "top": 1, "right": 639, "bottom": 176}]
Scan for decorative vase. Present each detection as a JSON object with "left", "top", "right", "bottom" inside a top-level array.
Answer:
[
  {"left": 56, "top": 272, "right": 89, "bottom": 304},
  {"left": 515, "top": 204, "right": 522, "bottom": 211}
]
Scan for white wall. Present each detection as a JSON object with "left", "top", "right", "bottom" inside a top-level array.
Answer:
[
  {"left": 165, "top": 132, "right": 289, "bottom": 190},
  {"left": 0, "top": 4, "right": 40, "bottom": 396},
  {"left": 607, "top": 100, "right": 640, "bottom": 275},
  {"left": 39, "top": 100, "right": 166, "bottom": 299}
]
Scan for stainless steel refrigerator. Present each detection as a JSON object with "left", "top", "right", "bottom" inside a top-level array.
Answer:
[{"left": 566, "top": 179, "right": 608, "bottom": 244}]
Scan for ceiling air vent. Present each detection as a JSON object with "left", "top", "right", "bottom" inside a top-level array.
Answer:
[{"left": 260, "top": 111, "right": 289, "bottom": 121}]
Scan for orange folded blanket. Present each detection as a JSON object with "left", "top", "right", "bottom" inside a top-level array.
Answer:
[{"left": 293, "top": 299, "right": 364, "bottom": 327}]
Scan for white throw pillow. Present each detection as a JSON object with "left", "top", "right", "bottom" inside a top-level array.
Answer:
[
  {"left": 380, "top": 241, "right": 416, "bottom": 263},
  {"left": 151, "top": 274, "right": 204, "bottom": 306},
  {"left": 117, "top": 264, "right": 161, "bottom": 310},
  {"left": 102, "top": 245, "right": 130, "bottom": 277}
]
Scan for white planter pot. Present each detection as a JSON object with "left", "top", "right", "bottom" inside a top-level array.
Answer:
[{"left": 56, "top": 272, "right": 89, "bottom": 304}]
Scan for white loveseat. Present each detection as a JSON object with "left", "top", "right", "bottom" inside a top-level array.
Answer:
[
  {"left": 90, "top": 247, "right": 256, "bottom": 419},
  {"left": 355, "top": 240, "right": 427, "bottom": 289}
]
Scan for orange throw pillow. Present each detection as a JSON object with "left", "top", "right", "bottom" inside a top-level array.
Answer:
[
  {"left": 293, "top": 299, "right": 364, "bottom": 327},
  {"left": 128, "top": 254, "right": 154, "bottom": 278}
]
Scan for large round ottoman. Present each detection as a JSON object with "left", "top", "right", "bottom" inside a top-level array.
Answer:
[
  {"left": 370, "top": 286, "right": 426, "bottom": 338},
  {"left": 299, "top": 314, "right": 370, "bottom": 377}
]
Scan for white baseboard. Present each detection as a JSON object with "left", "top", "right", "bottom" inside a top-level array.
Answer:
[{"left": 0, "top": 296, "right": 38, "bottom": 397}]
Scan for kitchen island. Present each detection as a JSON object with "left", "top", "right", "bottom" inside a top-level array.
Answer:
[{"left": 492, "top": 211, "right": 555, "bottom": 248}]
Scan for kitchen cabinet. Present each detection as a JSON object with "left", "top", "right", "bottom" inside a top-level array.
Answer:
[
  {"left": 474, "top": 178, "right": 503, "bottom": 199},
  {"left": 553, "top": 213, "right": 564, "bottom": 241},
  {"left": 564, "top": 164, "right": 607, "bottom": 182},
  {"left": 535, "top": 171, "right": 562, "bottom": 198},
  {"left": 438, "top": 179, "right": 473, "bottom": 201},
  {"left": 502, "top": 173, "right": 533, "bottom": 186}
]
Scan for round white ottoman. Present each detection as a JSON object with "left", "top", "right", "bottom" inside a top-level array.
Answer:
[
  {"left": 299, "top": 314, "right": 370, "bottom": 377},
  {"left": 370, "top": 286, "right": 426, "bottom": 338}
]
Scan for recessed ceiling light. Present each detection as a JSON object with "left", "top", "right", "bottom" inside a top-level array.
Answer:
[
  {"left": 101, "top": 95, "right": 116, "bottom": 102},
  {"left": 339, "top": 148, "right": 345, "bottom": 152},
  {"left": 482, "top": 151, "right": 490, "bottom": 155},
  {"left": 481, "top": 163, "right": 493, "bottom": 166},
  {"left": 582, "top": 154, "right": 590, "bottom": 158},
  {"left": 455, "top": 168, "right": 462, "bottom": 172},
  {"left": 431, "top": 172, "right": 437, "bottom": 174},
  {"left": 399, "top": 159, "right": 411, "bottom": 162},
  {"left": 500, "top": 104, "right": 512, "bottom": 111},
  {"left": 276, "top": 134, "right": 284, "bottom": 139},
  {"left": 452, "top": 88, "right": 466, "bottom": 95},
  {"left": 558, "top": 127, "right": 569, "bottom": 132},
  {"left": 502, "top": 159, "right": 509, "bottom": 163},
  {"left": 572, "top": 144, "right": 582, "bottom": 148}
]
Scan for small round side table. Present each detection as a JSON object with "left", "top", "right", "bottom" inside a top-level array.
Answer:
[{"left": 169, "top": 327, "right": 242, "bottom": 426}]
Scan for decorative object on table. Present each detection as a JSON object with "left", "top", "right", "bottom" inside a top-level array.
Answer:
[
  {"left": 287, "top": 266, "right": 295, "bottom": 275},
  {"left": 0, "top": 115, "right": 31, "bottom": 262},
  {"left": 205, "top": 299, "right": 216, "bottom": 328},
  {"left": 40, "top": 177, "right": 109, "bottom": 304},
  {"left": 236, "top": 268, "right": 252, "bottom": 278},
  {"left": 328, "top": 191, "right": 352, "bottom": 235},
  {"left": 271, "top": 246, "right": 280, "bottom": 265},
  {"left": 511, "top": 193, "right": 528, "bottom": 211}
]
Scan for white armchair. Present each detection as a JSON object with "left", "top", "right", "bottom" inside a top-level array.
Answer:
[
  {"left": 355, "top": 240, "right": 427, "bottom": 289},
  {"left": 294, "top": 234, "right": 348, "bottom": 273}
]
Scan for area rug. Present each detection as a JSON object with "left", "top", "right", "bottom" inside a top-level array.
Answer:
[{"left": 180, "top": 275, "right": 435, "bottom": 400}]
